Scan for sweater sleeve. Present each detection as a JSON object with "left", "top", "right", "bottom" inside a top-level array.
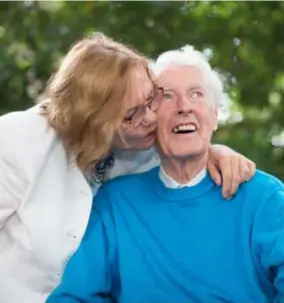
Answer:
[
  {"left": 252, "top": 186, "right": 284, "bottom": 302},
  {"left": 46, "top": 186, "right": 117, "bottom": 303}
]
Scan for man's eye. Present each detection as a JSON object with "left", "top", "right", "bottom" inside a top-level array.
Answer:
[
  {"left": 191, "top": 91, "right": 203, "bottom": 99},
  {"left": 163, "top": 92, "right": 174, "bottom": 100}
]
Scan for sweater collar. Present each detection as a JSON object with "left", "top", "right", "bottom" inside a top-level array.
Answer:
[
  {"left": 148, "top": 167, "right": 215, "bottom": 202},
  {"left": 159, "top": 166, "right": 207, "bottom": 189}
]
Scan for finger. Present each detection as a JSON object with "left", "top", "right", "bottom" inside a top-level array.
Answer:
[
  {"left": 207, "top": 162, "right": 222, "bottom": 186},
  {"left": 247, "top": 161, "right": 256, "bottom": 180},
  {"left": 228, "top": 156, "right": 242, "bottom": 197},
  {"left": 239, "top": 160, "right": 251, "bottom": 182},
  {"left": 219, "top": 157, "right": 232, "bottom": 199}
]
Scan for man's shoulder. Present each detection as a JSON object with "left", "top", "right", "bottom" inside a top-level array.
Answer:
[
  {"left": 94, "top": 167, "right": 158, "bottom": 212},
  {"left": 238, "top": 169, "right": 284, "bottom": 212},
  {"left": 247, "top": 169, "right": 283, "bottom": 193},
  {"left": 241, "top": 171, "right": 284, "bottom": 240}
]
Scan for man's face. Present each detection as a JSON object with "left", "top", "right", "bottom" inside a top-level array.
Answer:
[
  {"left": 113, "top": 65, "right": 163, "bottom": 150},
  {"left": 156, "top": 65, "right": 217, "bottom": 159}
]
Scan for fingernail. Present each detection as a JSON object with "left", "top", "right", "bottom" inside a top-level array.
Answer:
[{"left": 224, "top": 194, "right": 230, "bottom": 200}]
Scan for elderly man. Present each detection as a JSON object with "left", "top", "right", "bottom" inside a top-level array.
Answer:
[{"left": 47, "top": 46, "right": 284, "bottom": 303}]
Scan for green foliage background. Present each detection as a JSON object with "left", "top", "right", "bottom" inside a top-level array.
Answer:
[{"left": 0, "top": 1, "right": 283, "bottom": 179}]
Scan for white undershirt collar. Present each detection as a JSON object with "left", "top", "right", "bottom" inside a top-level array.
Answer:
[{"left": 159, "top": 166, "right": 207, "bottom": 189}]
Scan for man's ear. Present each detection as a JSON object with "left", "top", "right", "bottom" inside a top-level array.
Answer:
[{"left": 213, "top": 107, "right": 218, "bottom": 131}]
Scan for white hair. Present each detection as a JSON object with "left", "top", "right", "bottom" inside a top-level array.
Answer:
[{"left": 152, "top": 45, "right": 224, "bottom": 106}]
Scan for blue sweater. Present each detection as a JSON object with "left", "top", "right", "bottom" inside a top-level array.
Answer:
[{"left": 47, "top": 168, "right": 284, "bottom": 303}]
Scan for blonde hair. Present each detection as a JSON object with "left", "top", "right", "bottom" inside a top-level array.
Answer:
[{"left": 39, "top": 32, "right": 148, "bottom": 171}]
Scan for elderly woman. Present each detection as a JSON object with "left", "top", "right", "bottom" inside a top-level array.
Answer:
[
  {"left": 0, "top": 32, "right": 255, "bottom": 303},
  {"left": 47, "top": 46, "right": 284, "bottom": 303}
]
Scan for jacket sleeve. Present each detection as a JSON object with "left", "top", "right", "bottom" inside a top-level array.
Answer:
[
  {"left": 46, "top": 186, "right": 116, "bottom": 303},
  {"left": 252, "top": 185, "right": 284, "bottom": 302},
  {"left": 0, "top": 114, "right": 24, "bottom": 229}
]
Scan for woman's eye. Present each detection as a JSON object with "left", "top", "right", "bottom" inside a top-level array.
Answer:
[{"left": 124, "top": 108, "right": 137, "bottom": 121}]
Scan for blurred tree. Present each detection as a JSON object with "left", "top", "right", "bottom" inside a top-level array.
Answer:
[{"left": 0, "top": 1, "right": 283, "bottom": 179}]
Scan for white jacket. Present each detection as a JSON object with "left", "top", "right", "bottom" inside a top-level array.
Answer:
[{"left": 0, "top": 106, "right": 159, "bottom": 303}]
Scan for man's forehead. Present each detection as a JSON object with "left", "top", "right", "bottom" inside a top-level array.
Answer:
[
  {"left": 157, "top": 64, "right": 201, "bottom": 78},
  {"left": 157, "top": 65, "right": 203, "bottom": 88}
]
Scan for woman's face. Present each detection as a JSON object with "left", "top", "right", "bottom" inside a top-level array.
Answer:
[{"left": 112, "top": 65, "right": 163, "bottom": 151}]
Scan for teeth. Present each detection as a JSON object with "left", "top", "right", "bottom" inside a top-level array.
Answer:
[{"left": 173, "top": 123, "right": 197, "bottom": 133}]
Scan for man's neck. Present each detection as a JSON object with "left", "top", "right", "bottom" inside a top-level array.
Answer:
[{"left": 160, "top": 153, "right": 207, "bottom": 185}]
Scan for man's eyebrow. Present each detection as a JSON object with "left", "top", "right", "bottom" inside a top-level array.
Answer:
[
  {"left": 163, "top": 87, "right": 175, "bottom": 91},
  {"left": 188, "top": 84, "right": 205, "bottom": 91}
]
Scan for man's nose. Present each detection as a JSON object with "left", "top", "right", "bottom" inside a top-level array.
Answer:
[
  {"left": 176, "top": 96, "right": 193, "bottom": 116},
  {"left": 142, "top": 107, "right": 157, "bottom": 127}
]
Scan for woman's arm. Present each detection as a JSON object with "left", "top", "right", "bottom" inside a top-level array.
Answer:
[
  {"left": 112, "top": 145, "right": 256, "bottom": 199},
  {"left": 112, "top": 144, "right": 256, "bottom": 199},
  {"left": 208, "top": 144, "right": 256, "bottom": 199}
]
